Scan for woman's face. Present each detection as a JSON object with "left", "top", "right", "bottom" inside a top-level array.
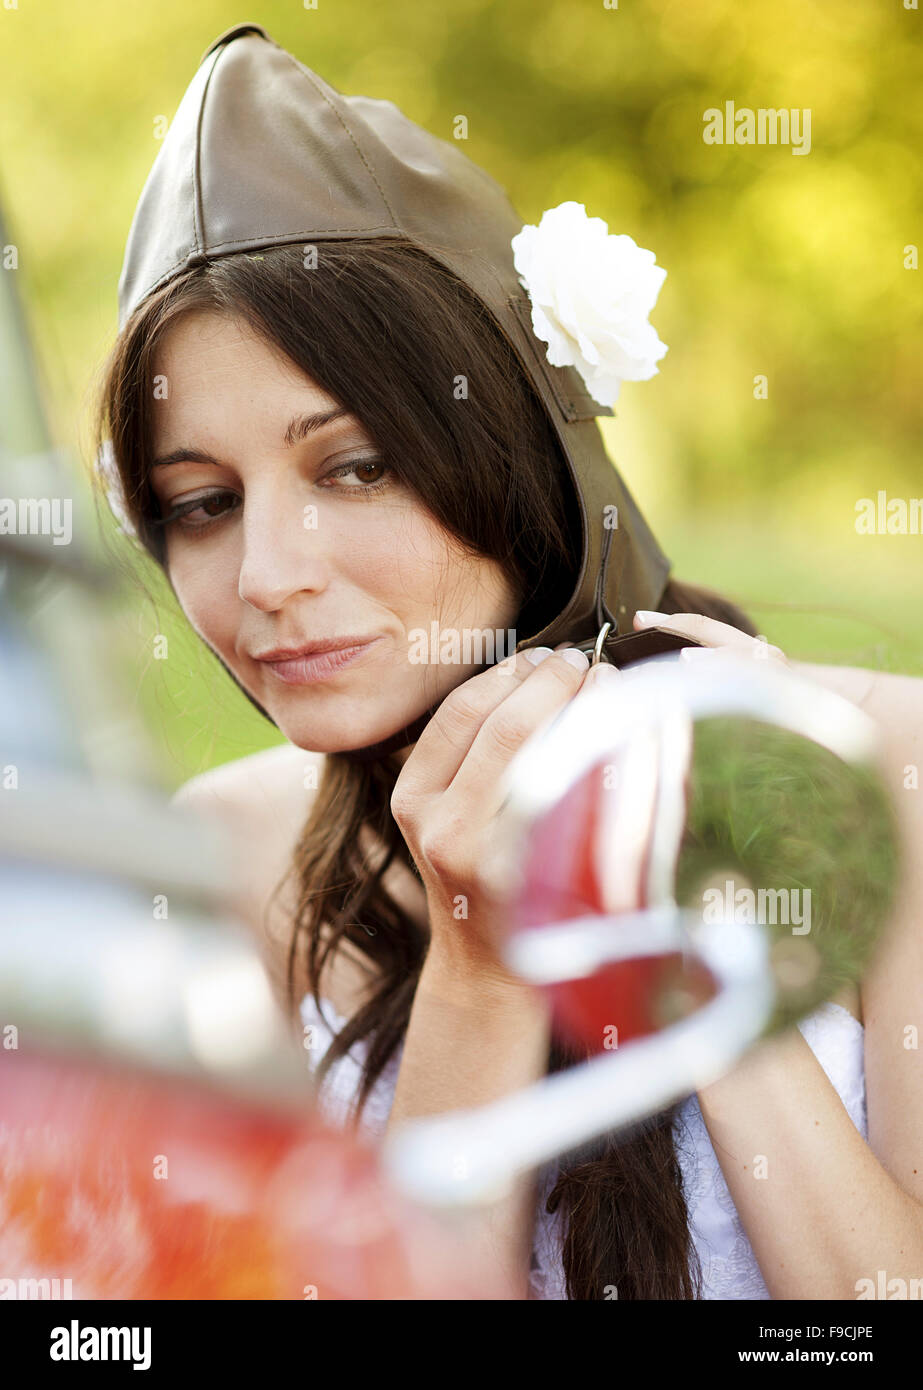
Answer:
[{"left": 149, "top": 310, "right": 521, "bottom": 753}]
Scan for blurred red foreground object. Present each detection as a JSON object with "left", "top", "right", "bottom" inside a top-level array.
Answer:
[
  {"left": 512, "top": 759, "right": 717, "bottom": 1052},
  {"left": 0, "top": 1052, "right": 510, "bottom": 1300}
]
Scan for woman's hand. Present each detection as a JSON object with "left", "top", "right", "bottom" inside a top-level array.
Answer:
[
  {"left": 633, "top": 609, "right": 789, "bottom": 665},
  {"left": 387, "top": 645, "right": 617, "bottom": 1290},
  {"left": 390, "top": 644, "right": 616, "bottom": 986}
]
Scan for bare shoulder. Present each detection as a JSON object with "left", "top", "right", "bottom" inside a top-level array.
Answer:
[
  {"left": 172, "top": 743, "right": 377, "bottom": 1018},
  {"left": 171, "top": 741, "right": 322, "bottom": 823}
]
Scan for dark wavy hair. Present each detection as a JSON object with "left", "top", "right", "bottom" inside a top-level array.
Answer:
[{"left": 95, "top": 237, "right": 759, "bottom": 1299}]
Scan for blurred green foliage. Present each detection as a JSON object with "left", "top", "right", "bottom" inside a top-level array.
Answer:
[
  {"left": 1, "top": 0, "right": 920, "bottom": 784},
  {"left": 676, "top": 716, "right": 900, "bottom": 1030}
]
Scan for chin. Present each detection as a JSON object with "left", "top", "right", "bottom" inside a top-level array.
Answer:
[
  {"left": 274, "top": 708, "right": 424, "bottom": 756},
  {"left": 256, "top": 674, "right": 446, "bottom": 756}
]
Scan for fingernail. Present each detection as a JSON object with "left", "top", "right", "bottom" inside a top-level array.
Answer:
[
  {"left": 634, "top": 610, "right": 668, "bottom": 626},
  {"left": 588, "top": 661, "right": 621, "bottom": 684},
  {"left": 680, "top": 646, "right": 715, "bottom": 660},
  {"left": 524, "top": 646, "right": 554, "bottom": 665},
  {"left": 560, "top": 647, "right": 590, "bottom": 670}
]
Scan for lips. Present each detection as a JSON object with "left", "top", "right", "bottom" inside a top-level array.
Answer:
[
  {"left": 252, "top": 635, "right": 379, "bottom": 662},
  {"left": 252, "top": 635, "right": 383, "bottom": 686}
]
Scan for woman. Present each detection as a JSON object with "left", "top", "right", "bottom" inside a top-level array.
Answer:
[{"left": 95, "top": 24, "right": 923, "bottom": 1299}]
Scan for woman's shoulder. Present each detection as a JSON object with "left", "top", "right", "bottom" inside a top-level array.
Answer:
[
  {"left": 170, "top": 742, "right": 371, "bottom": 1014},
  {"left": 171, "top": 740, "right": 325, "bottom": 821},
  {"left": 171, "top": 743, "right": 321, "bottom": 930}
]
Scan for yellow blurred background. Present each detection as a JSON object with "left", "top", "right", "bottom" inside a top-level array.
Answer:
[{"left": 1, "top": 0, "right": 920, "bottom": 785}]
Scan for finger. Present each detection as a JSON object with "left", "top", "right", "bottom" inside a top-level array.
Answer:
[
  {"left": 634, "top": 610, "right": 782, "bottom": 657},
  {"left": 442, "top": 647, "right": 590, "bottom": 817},
  {"left": 582, "top": 659, "right": 623, "bottom": 689},
  {"left": 679, "top": 640, "right": 787, "bottom": 665},
  {"left": 398, "top": 646, "right": 568, "bottom": 797},
  {"left": 678, "top": 645, "right": 721, "bottom": 661},
  {"left": 554, "top": 641, "right": 624, "bottom": 688}
]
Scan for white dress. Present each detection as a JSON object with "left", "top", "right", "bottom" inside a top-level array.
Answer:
[{"left": 299, "top": 993, "right": 867, "bottom": 1300}]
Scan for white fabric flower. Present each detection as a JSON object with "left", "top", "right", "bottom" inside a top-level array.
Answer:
[
  {"left": 511, "top": 200, "right": 668, "bottom": 408},
  {"left": 96, "top": 438, "right": 139, "bottom": 540}
]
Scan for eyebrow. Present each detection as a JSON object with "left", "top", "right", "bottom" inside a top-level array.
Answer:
[{"left": 151, "top": 407, "right": 354, "bottom": 469}]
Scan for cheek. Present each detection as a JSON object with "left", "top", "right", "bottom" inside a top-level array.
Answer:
[
  {"left": 378, "top": 512, "right": 517, "bottom": 634},
  {"left": 165, "top": 544, "right": 241, "bottom": 651},
  {"left": 386, "top": 511, "right": 516, "bottom": 626},
  {"left": 330, "top": 505, "right": 449, "bottom": 613},
  {"left": 353, "top": 507, "right": 469, "bottom": 604}
]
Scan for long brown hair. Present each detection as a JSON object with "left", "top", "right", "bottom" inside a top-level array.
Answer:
[{"left": 95, "top": 238, "right": 758, "bottom": 1299}]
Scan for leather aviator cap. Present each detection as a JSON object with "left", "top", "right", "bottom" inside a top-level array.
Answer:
[{"left": 117, "top": 22, "right": 682, "bottom": 757}]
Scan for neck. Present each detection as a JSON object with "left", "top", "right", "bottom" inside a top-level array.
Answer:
[{"left": 339, "top": 704, "right": 433, "bottom": 765}]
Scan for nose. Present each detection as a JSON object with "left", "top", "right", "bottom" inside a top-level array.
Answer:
[{"left": 237, "top": 484, "right": 331, "bottom": 612}]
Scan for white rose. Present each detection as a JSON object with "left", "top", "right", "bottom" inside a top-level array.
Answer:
[{"left": 510, "top": 200, "right": 668, "bottom": 408}]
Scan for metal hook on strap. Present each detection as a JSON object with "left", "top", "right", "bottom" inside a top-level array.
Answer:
[{"left": 592, "top": 621, "right": 612, "bottom": 665}]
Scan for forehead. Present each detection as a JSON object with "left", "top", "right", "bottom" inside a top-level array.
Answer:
[{"left": 150, "top": 309, "right": 340, "bottom": 440}]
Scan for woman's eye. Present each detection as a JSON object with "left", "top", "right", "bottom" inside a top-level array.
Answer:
[
  {"left": 154, "top": 457, "right": 392, "bottom": 533},
  {"left": 321, "top": 456, "right": 392, "bottom": 491},
  {"left": 156, "top": 491, "right": 241, "bottom": 530}
]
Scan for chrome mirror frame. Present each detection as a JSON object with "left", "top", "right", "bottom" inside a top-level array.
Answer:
[{"left": 381, "top": 652, "right": 886, "bottom": 1208}]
